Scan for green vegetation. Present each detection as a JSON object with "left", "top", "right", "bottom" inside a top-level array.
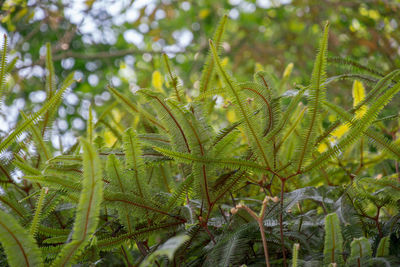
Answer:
[{"left": 1, "top": 1, "right": 400, "bottom": 266}]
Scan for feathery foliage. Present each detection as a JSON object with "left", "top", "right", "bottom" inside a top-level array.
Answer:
[{"left": 1, "top": 18, "right": 400, "bottom": 266}]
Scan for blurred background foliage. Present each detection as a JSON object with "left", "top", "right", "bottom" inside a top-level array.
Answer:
[{"left": 1, "top": 0, "right": 400, "bottom": 149}]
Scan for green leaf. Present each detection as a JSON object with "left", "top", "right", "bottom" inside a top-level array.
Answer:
[
  {"left": 200, "top": 14, "right": 228, "bottom": 93},
  {"left": 348, "top": 237, "right": 372, "bottom": 266},
  {"left": 376, "top": 236, "right": 390, "bottom": 257},
  {"left": 139, "top": 235, "right": 190, "bottom": 267},
  {"left": 210, "top": 39, "right": 271, "bottom": 169},
  {"left": 296, "top": 22, "right": 329, "bottom": 171},
  {"left": 0, "top": 209, "right": 43, "bottom": 267},
  {"left": 0, "top": 72, "right": 75, "bottom": 153},
  {"left": 292, "top": 243, "right": 300, "bottom": 267},
  {"left": 51, "top": 138, "right": 103, "bottom": 267},
  {"left": 323, "top": 213, "right": 343, "bottom": 266},
  {"left": 0, "top": 34, "right": 7, "bottom": 102}
]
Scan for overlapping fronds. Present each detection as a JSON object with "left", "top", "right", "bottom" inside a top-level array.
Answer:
[
  {"left": 51, "top": 138, "right": 103, "bottom": 266},
  {"left": 0, "top": 209, "right": 43, "bottom": 267},
  {"left": 0, "top": 72, "right": 75, "bottom": 153}
]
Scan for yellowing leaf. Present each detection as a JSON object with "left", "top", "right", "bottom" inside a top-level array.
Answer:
[
  {"left": 255, "top": 63, "right": 264, "bottom": 72},
  {"left": 352, "top": 80, "right": 367, "bottom": 118},
  {"left": 111, "top": 109, "right": 122, "bottom": 123},
  {"left": 104, "top": 131, "right": 116, "bottom": 147},
  {"left": 328, "top": 114, "right": 336, "bottom": 122},
  {"left": 331, "top": 123, "right": 350, "bottom": 139},
  {"left": 318, "top": 142, "right": 328, "bottom": 153},
  {"left": 352, "top": 80, "right": 365, "bottom": 106},
  {"left": 199, "top": 9, "right": 210, "bottom": 19},
  {"left": 283, "top": 63, "right": 294, "bottom": 78},
  {"left": 226, "top": 109, "right": 236, "bottom": 123},
  {"left": 152, "top": 70, "right": 164, "bottom": 92},
  {"left": 221, "top": 57, "right": 229, "bottom": 67}
]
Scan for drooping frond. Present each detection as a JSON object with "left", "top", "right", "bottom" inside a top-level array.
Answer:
[
  {"left": 328, "top": 56, "right": 384, "bottom": 77},
  {"left": 51, "top": 138, "right": 103, "bottom": 266},
  {"left": 139, "top": 89, "right": 191, "bottom": 153},
  {"left": 166, "top": 99, "right": 213, "bottom": 205},
  {"left": 0, "top": 209, "right": 44, "bottom": 267},
  {"left": 306, "top": 80, "right": 400, "bottom": 171},
  {"left": 322, "top": 101, "right": 400, "bottom": 161},
  {"left": 154, "top": 146, "right": 268, "bottom": 174},
  {"left": 108, "top": 85, "right": 167, "bottom": 132}
]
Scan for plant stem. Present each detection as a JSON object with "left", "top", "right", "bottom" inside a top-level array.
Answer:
[
  {"left": 258, "top": 220, "right": 271, "bottom": 267},
  {"left": 280, "top": 179, "right": 287, "bottom": 267}
]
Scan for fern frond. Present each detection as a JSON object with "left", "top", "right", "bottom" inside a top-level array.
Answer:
[
  {"left": 306, "top": 79, "right": 400, "bottom": 172},
  {"left": 0, "top": 209, "right": 44, "bottom": 267},
  {"left": 322, "top": 101, "right": 400, "bottom": 160},
  {"left": 323, "top": 213, "right": 344, "bottom": 266},
  {"left": 21, "top": 111, "right": 51, "bottom": 162},
  {"left": 376, "top": 236, "right": 390, "bottom": 257},
  {"left": 200, "top": 14, "right": 228, "bottom": 93},
  {"left": 97, "top": 221, "right": 185, "bottom": 250},
  {"left": 296, "top": 22, "right": 329, "bottom": 171},
  {"left": 108, "top": 85, "right": 167, "bottom": 132},
  {"left": 106, "top": 154, "right": 135, "bottom": 232},
  {"left": 87, "top": 104, "right": 94, "bottom": 143},
  {"left": 163, "top": 53, "right": 182, "bottom": 102},
  {"left": 40, "top": 42, "right": 58, "bottom": 134},
  {"left": 348, "top": 237, "right": 372, "bottom": 266},
  {"left": 29, "top": 187, "right": 47, "bottom": 237},
  {"left": 328, "top": 56, "right": 384, "bottom": 77},
  {"left": 0, "top": 72, "right": 75, "bottom": 153},
  {"left": 24, "top": 175, "right": 81, "bottom": 192},
  {"left": 210, "top": 39, "right": 271, "bottom": 169},
  {"left": 0, "top": 34, "right": 7, "bottom": 102},
  {"left": 139, "top": 89, "right": 191, "bottom": 153},
  {"left": 292, "top": 243, "right": 300, "bottom": 267},
  {"left": 123, "top": 128, "right": 149, "bottom": 199},
  {"left": 154, "top": 146, "right": 268, "bottom": 174},
  {"left": 166, "top": 99, "right": 213, "bottom": 205},
  {"left": 51, "top": 138, "right": 103, "bottom": 267},
  {"left": 0, "top": 194, "right": 29, "bottom": 222}
]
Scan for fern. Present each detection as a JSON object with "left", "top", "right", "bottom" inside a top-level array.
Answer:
[
  {"left": 0, "top": 34, "right": 7, "bottom": 102},
  {"left": 0, "top": 72, "right": 75, "bottom": 153},
  {"left": 376, "top": 236, "right": 390, "bottom": 257},
  {"left": 323, "top": 213, "right": 344, "bottom": 266},
  {"left": 296, "top": 22, "right": 329, "bottom": 172},
  {"left": 29, "top": 187, "right": 48, "bottom": 237},
  {"left": 51, "top": 138, "right": 103, "bottom": 266},
  {"left": 0, "top": 209, "right": 44, "bottom": 267},
  {"left": 210, "top": 39, "right": 271, "bottom": 169},
  {"left": 348, "top": 237, "right": 372, "bottom": 266},
  {"left": 200, "top": 15, "right": 228, "bottom": 93}
]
